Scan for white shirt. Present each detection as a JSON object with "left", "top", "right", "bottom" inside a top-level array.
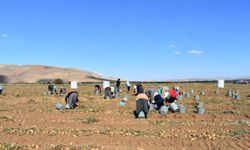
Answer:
[
  {"left": 111, "top": 86, "right": 115, "bottom": 93},
  {"left": 126, "top": 81, "right": 131, "bottom": 87}
]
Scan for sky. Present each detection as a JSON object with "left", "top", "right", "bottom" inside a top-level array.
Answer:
[{"left": 0, "top": 0, "right": 249, "bottom": 81}]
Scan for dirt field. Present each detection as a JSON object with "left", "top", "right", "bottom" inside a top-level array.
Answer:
[{"left": 0, "top": 83, "right": 250, "bottom": 150}]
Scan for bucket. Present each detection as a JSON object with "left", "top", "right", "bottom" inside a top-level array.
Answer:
[
  {"left": 197, "top": 102, "right": 203, "bottom": 107},
  {"left": 226, "top": 90, "right": 232, "bottom": 97},
  {"left": 118, "top": 101, "right": 125, "bottom": 107},
  {"left": 217, "top": 80, "right": 224, "bottom": 88},
  {"left": 170, "top": 102, "right": 179, "bottom": 112},
  {"left": 227, "top": 92, "right": 232, "bottom": 97},
  {"left": 190, "top": 89, "right": 194, "bottom": 94},
  {"left": 194, "top": 95, "right": 200, "bottom": 101},
  {"left": 200, "top": 91, "right": 205, "bottom": 96},
  {"left": 95, "top": 91, "right": 98, "bottom": 95},
  {"left": 197, "top": 106, "right": 205, "bottom": 114},
  {"left": 123, "top": 94, "right": 129, "bottom": 101},
  {"left": 235, "top": 94, "right": 240, "bottom": 100},
  {"left": 179, "top": 105, "right": 185, "bottom": 113},
  {"left": 65, "top": 103, "right": 70, "bottom": 109},
  {"left": 55, "top": 103, "right": 65, "bottom": 110},
  {"left": 45, "top": 91, "right": 51, "bottom": 96},
  {"left": 177, "top": 95, "right": 183, "bottom": 101},
  {"left": 149, "top": 103, "right": 155, "bottom": 111},
  {"left": 138, "top": 111, "right": 145, "bottom": 118},
  {"left": 160, "top": 106, "right": 169, "bottom": 115}
]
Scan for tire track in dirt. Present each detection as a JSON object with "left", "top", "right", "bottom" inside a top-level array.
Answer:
[
  {"left": 236, "top": 140, "right": 250, "bottom": 149},
  {"left": 226, "top": 140, "right": 243, "bottom": 149}
]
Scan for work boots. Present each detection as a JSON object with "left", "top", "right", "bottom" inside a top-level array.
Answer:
[{"left": 133, "top": 110, "right": 139, "bottom": 118}]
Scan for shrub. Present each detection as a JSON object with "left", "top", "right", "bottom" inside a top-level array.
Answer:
[
  {"left": 0, "top": 75, "right": 9, "bottom": 83},
  {"left": 37, "top": 79, "right": 52, "bottom": 84},
  {"left": 53, "top": 78, "right": 64, "bottom": 84}
]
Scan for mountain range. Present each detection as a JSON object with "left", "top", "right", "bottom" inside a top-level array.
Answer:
[{"left": 0, "top": 64, "right": 113, "bottom": 83}]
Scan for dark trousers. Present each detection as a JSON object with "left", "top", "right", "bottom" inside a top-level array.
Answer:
[
  {"left": 166, "top": 97, "right": 176, "bottom": 103},
  {"left": 116, "top": 86, "right": 120, "bottom": 93},
  {"left": 127, "top": 86, "right": 130, "bottom": 91},
  {"left": 136, "top": 99, "right": 149, "bottom": 114},
  {"left": 154, "top": 95, "right": 164, "bottom": 110},
  {"left": 104, "top": 88, "right": 112, "bottom": 99}
]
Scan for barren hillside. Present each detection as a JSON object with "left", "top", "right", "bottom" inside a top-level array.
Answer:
[{"left": 0, "top": 64, "right": 112, "bottom": 83}]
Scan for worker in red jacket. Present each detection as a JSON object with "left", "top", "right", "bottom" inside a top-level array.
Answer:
[{"left": 165, "top": 87, "right": 178, "bottom": 104}]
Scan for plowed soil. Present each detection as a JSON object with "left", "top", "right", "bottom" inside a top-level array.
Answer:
[{"left": 0, "top": 83, "right": 249, "bottom": 150}]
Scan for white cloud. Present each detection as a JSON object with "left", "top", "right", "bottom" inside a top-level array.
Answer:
[
  {"left": 173, "top": 51, "right": 181, "bottom": 55},
  {"left": 169, "top": 44, "right": 176, "bottom": 48},
  {"left": 1, "top": 34, "right": 9, "bottom": 38},
  {"left": 188, "top": 50, "right": 204, "bottom": 54}
]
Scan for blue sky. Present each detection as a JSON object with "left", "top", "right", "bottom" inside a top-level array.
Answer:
[{"left": 0, "top": 0, "right": 249, "bottom": 81}]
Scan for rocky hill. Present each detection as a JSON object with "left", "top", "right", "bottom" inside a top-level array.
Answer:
[{"left": 0, "top": 64, "right": 112, "bottom": 83}]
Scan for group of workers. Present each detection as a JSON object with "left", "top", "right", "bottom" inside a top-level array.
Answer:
[
  {"left": 134, "top": 84, "right": 180, "bottom": 118},
  {"left": 47, "top": 83, "right": 79, "bottom": 109},
  {"left": 2, "top": 79, "right": 181, "bottom": 117},
  {"left": 93, "top": 79, "right": 181, "bottom": 118},
  {"left": 48, "top": 83, "right": 67, "bottom": 95},
  {"left": 56, "top": 78, "right": 127, "bottom": 110}
]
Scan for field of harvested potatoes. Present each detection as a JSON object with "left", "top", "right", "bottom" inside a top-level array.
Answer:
[{"left": 0, "top": 83, "right": 250, "bottom": 150}]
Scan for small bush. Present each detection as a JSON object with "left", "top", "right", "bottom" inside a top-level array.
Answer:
[
  {"left": 0, "top": 75, "right": 9, "bottom": 83},
  {"left": 37, "top": 79, "right": 52, "bottom": 84},
  {"left": 53, "top": 78, "right": 64, "bottom": 84},
  {"left": 80, "top": 117, "right": 100, "bottom": 124}
]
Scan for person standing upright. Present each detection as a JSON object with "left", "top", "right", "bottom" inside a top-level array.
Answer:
[
  {"left": 116, "top": 78, "right": 121, "bottom": 93},
  {"left": 126, "top": 80, "right": 131, "bottom": 91}
]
